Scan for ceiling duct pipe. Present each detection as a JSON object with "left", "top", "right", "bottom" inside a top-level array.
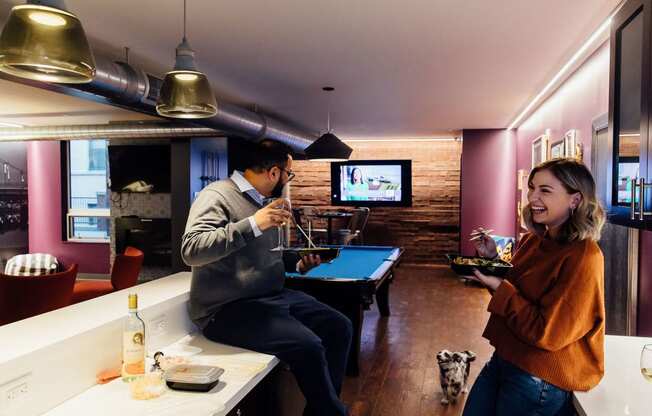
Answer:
[
  {"left": 0, "top": 122, "right": 220, "bottom": 142},
  {"left": 0, "top": 54, "right": 318, "bottom": 153}
]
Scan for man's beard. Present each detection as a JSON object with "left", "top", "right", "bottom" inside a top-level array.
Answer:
[{"left": 271, "top": 177, "right": 285, "bottom": 198}]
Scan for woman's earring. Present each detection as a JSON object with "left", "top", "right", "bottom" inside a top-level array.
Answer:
[{"left": 570, "top": 206, "right": 575, "bottom": 216}]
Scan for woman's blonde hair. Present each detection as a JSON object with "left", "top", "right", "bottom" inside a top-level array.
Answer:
[{"left": 523, "top": 158, "right": 605, "bottom": 242}]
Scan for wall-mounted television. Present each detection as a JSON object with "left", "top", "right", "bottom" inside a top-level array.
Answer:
[
  {"left": 330, "top": 160, "right": 412, "bottom": 207},
  {"left": 615, "top": 157, "right": 639, "bottom": 205},
  {"left": 108, "top": 145, "right": 171, "bottom": 193}
]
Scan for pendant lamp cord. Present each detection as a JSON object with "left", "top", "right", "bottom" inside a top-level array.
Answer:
[
  {"left": 327, "top": 91, "right": 331, "bottom": 133},
  {"left": 327, "top": 107, "right": 330, "bottom": 133},
  {"left": 322, "top": 87, "right": 334, "bottom": 133}
]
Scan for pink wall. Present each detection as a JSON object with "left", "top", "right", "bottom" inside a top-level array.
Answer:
[
  {"left": 513, "top": 40, "right": 652, "bottom": 336},
  {"left": 515, "top": 42, "right": 610, "bottom": 172},
  {"left": 460, "top": 129, "right": 516, "bottom": 256},
  {"left": 27, "top": 141, "right": 110, "bottom": 274}
]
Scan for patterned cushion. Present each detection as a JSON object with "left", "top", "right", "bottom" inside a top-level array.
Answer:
[{"left": 4, "top": 253, "right": 60, "bottom": 276}]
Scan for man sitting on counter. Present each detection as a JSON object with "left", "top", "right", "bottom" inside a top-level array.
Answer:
[{"left": 181, "top": 139, "right": 353, "bottom": 416}]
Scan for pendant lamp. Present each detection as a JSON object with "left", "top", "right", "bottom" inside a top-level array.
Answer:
[
  {"left": 305, "top": 87, "right": 352, "bottom": 161},
  {"left": 156, "top": 0, "right": 217, "bottom": 119},
  {"left": 0, "top": 0, "right": 95, "bottom": 83}
]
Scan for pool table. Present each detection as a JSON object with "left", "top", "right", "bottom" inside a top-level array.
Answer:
[{"left": 285, "top": 245, "right": 403, "bottom": 376}]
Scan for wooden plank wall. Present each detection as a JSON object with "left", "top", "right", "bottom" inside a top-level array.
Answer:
[{"left": 290, "top": 139, "right": 462, "bottom": 267}]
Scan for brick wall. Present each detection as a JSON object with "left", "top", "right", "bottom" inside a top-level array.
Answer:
[{"left": 290, "top": 139, "right": 462, "bottom": 266}]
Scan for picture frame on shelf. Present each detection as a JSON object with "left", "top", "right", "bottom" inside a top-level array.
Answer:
[
  {"left": 550, "top": 139, "right": 565, "bottom": 159},
  {"left": 531, "top": 133, "right": 549, "bottom": 168},
  {"left": 563, "top": 129, "right": 582, "bottom": 160}
]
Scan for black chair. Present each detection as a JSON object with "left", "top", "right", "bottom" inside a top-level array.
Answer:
[
  {"left": 291, "top": 208, "right": 306, "bottom": 246},
  {"left": 292, "top": 207, "right": 327, "bottom": 246},
  {"left": 337, "top": 207, "right": 370, "bottom": 245}
]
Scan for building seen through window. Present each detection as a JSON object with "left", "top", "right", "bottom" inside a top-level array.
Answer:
[{"left": 67, "top": 140, "right": 110, "bottom": 241}]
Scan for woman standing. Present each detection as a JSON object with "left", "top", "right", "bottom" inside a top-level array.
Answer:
[{"left": 463, "top": 158, "right": 606, "bottom": 416}]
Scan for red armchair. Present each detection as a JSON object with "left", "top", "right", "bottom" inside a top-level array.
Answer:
[
  {"left": 71, "top": 247, "right": 144, "bottom": 304},
  {"left": 0, "top": 264, "right": 78, "bottom": 325}
]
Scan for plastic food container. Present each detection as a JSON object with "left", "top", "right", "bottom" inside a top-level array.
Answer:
[
  {"left": 446, "top": 254, "right": 513, "bottom": 277},
  {"left": 165, "top": 365, "right": 224, "bottom": 392}
]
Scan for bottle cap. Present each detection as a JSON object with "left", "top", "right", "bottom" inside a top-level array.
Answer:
[{"left": 128, "top": 293, "right": 138, "bottom": 309}]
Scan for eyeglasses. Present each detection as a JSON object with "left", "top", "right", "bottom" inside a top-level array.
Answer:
[{"left": 280, "top": 167, "right": 295, "bottom": 182}]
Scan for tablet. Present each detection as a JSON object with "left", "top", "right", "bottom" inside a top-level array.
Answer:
[{"left": 284, "top": 247, "right": 341, "bottom": 263}]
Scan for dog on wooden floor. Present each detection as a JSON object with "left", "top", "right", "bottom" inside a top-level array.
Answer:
[{"left": 436, "top": 350, "right": 476, "bottom": 405}]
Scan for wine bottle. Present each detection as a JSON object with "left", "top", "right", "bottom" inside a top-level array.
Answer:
[{"left": 122, "top": 293, "right": 145, "bottom": 381}]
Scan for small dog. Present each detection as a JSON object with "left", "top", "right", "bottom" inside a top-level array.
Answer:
[{"left": 436, "top": 349, "right": 476, "bottom": 405}]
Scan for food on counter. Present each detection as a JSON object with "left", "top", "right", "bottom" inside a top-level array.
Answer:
[
  {"left": 129, "top": 373, "right": 166, "bottom": 400},
  {"left": 151, "top": 351, "right": 190, "bottom": 372},
  {"left": 96, "top": 367, "right": 121, "bottom": 384}
]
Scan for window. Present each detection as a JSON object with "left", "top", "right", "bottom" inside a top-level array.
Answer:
[
  {"left": 88, "top": 140, "right": 107, "bottom": 171},
  {"left": 63, "top": 140, "right": 110, "bottom": 242}
]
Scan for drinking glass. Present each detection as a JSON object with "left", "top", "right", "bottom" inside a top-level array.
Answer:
[
  {"left": 641, "top": 344, "right": 652, "bottom": 382},
  {"left": 269, "top": 198, "right": 290, "bottom": 252}
]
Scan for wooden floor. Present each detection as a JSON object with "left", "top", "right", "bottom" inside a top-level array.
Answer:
[{"left": 341, "top": 266, "right": 494, "bottom": 416}]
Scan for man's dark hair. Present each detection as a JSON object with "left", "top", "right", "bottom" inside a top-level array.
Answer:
[{"left": 243, "top": 139, "right": 293, "bottom": 172}]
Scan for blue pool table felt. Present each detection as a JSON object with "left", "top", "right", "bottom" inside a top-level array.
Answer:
[{"left": 286, "top": 246, "right": 399, "bottom": 280}]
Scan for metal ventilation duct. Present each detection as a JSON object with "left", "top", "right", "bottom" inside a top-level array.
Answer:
[
  {"left": 0, "top": 54, "right": 317, "bottom": 152},
  {"left": 0, "top": 122, "right": 220, "bottom": 142}
]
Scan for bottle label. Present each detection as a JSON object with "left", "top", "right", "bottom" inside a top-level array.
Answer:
[{"left": 123, "top": 330, "right": 145, "bottom": 377}]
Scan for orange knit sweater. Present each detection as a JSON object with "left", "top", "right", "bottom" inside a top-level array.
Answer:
[{"left": 482, "top": 232, "right": 605, "bottom": 392}]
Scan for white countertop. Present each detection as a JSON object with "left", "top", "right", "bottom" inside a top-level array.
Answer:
[
  {"left": 574, "top": 335, "right": 652, "bottom": 416},
  {"left": 0, "top": 272, "right": 192, "bottom": 365},
  {"left": 44, "top": 334, "right": 279, "bottom": 416}
]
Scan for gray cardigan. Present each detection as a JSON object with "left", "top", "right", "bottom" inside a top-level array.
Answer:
[{"left": 181, "top": 179, "right": 294, "bottom": 329}]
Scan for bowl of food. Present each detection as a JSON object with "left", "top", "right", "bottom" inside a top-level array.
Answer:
[{"left": 446, "top": 254, "right": 512, "bottom": 277}]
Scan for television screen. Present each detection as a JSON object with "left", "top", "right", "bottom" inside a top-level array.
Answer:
[
  {"left": 331, "top": 160, "right": 412, "bottom": 207},
  {"left": 108, "top": 145, "right": 171, "bottom": 193},
  {"left": 616, "top": 160, "right": 639, "bottom": 205}
]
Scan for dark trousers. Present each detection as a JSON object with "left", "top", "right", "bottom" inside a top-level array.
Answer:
[
  {"left": 463, "top": 354, "right": 574, "bottom": 416},
  {"left": 203, "top": 288, "right": 353, "bottom": 416}
]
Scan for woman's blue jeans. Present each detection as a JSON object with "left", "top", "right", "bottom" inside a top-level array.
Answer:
[{"left": 462, "top": 353, "right": 575, "bottom": 416}]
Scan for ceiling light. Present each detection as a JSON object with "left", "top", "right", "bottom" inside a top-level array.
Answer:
[
  {"left": 305, "top": 87, "right": 353, "bottom": 161},
  {"left": 0, "top": 0, "right": 96, "bottom": 83},
  {"left": 507, "top": 15, "right": 614, "bottom": 130},
  {"left": 28, "top": 11, "right": 66, "bottom": 27},
  {"left": 156, "top": 0, "right": 217, "bottom": 119},
  {"left": 174, "top": 72, "right": 199, "bottom": 81},
  {"left": 344, "top": 137, "right": 458, "bottom": 142},
  {"left": 305, "top": 132, "right": 353, "bottom": 161},
  {"left": 0, "top": 122, "right": 23, "bottom": 128}
]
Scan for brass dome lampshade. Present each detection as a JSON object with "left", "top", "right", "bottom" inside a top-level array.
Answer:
[
  {"left": 0, "top": 0, "right": 95, "bottom": 83},
  {"left": 156, "top": 0, "right": 217, "bottom": 119}
]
